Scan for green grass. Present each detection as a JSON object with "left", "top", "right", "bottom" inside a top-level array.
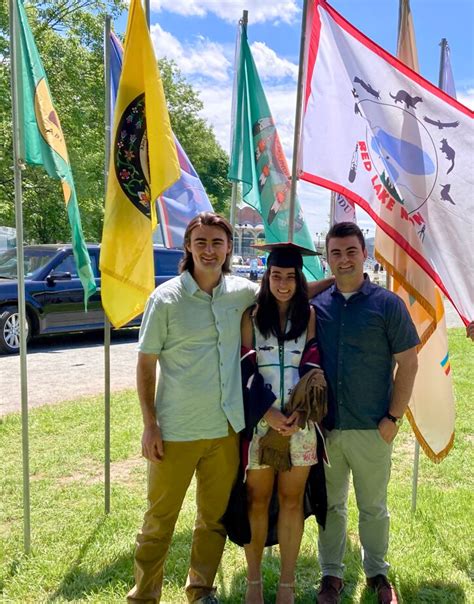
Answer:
[{"left": 1, "top": 328, "right": 473, "bottom": 603}]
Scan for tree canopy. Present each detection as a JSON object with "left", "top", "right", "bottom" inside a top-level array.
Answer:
[{"left": 0, "top": 0, "right": 231, "bottom": 244}]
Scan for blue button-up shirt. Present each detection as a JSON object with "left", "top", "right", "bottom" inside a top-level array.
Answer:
[
  {"left": 312, "top": 276, "right": 419, "bottom": 430},
  {"left": 138, "top": 271, "right": 258, "bottom": 441}
]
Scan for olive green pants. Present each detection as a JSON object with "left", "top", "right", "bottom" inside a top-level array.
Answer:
[
  {"left": 318, "top": 429, "right": 393, "bottom": 579},
  {"left": 127, "top": 431, "right": 239, "bottom": 603}
]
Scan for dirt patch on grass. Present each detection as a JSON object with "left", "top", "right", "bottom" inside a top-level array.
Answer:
[
  {"left": 57, "top": 455, "right": 144, "bottom": 487},
  {"left": 110, "top": 455, "right": 145, "bottom": 484}
]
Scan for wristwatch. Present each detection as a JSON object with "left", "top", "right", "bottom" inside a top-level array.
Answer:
[{"left": 386, "top": 412, "right": 403, "bottom": 427}]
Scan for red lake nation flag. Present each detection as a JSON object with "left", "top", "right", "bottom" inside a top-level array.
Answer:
[
  {"left": 300, "top": 0, "right": 473, "bottom": 324},
  {"left": 300, "top": 0, "right": 474, "bottom": 459}
]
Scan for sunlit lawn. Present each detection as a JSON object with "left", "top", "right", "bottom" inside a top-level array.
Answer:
[{"left": 1, "top": 328, "right": 472, "bottom": 603}]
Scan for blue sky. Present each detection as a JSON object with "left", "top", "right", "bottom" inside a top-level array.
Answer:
[{"left": 115, "top": 0, "right": 474, "bottom": 236}]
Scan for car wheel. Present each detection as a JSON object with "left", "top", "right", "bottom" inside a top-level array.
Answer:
[{"left": 0, "top": 306, "right": 30, "bottom": 354}]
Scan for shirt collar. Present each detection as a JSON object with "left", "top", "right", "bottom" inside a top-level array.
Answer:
[
  {"left": 181, "top": 270, "right": 225, "bottom": 296},
  {"left": 181, "top": 270, "right": 199, "bottom": 295},
  {"left": 331, "top": 273, "right": 372, "bottom": 297}
]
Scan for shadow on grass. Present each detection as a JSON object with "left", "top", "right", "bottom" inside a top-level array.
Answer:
[
  {"left": 48, "top": 524, "right": 194, "bottom": 601},
  {"left": 396, "top": 580, "right": 467, "bottom": 603},
  {"left": 0, "top": 558, "right": 22, "bottom": 594},
  {"left": 219, "top": 534, "right": 364, "bottom": 603},
  {"left": 45, "top": 518, "right": 469, "bottom": 603},
  {"left": 422, "top": 509, "right": 472, "bottom": 578}
]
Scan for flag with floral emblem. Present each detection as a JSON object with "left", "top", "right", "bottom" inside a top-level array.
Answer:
[{"left": 100, "top": 0, "right": 179, "bottom": 327}]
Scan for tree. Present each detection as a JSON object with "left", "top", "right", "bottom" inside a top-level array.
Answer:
[
  {"left": 0, "top": 0, "right": 124, "bottom": 242},
  {"left": 0, "top": 0, "right": 231, "bottom": 243}
]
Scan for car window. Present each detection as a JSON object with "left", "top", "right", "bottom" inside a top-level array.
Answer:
[
  {"left": 54, "top": 253, "right": 98, "bottom": 278},
  {"left": 0, "top": 248, "right": 57, "bottom": 279},
  {"left": 154, "top": 251, "right": 182, "bottom": 276}
]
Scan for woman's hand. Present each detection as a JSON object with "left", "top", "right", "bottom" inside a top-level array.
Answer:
[
  {"left": 264, "top": 407, "right": 290, "bottom": 432},
  {"left": 264, "top": 408, "right": 301, "bottom": 437},
  {"left": 282, "top": 411, "right": 303, "bottom": 436}
]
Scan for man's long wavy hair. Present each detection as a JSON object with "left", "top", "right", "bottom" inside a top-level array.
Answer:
[
  {"left": 255, "top": 265, "right": 309, "bottom": 342},
  {"left": 179, "top": 212, "right": 234, "bottom": 275}
]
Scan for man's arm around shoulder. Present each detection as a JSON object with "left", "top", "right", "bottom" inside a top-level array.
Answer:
[
  {"left": 307, "top": 276, "right": 335, "bottom": 298},
  {"left": 378, "top": 346, "right": 419, "bottom": 443},
  {"left": 137, "top": 351, "right": 163, "bottom": 462}
]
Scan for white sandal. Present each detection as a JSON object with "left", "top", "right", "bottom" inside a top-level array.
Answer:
[
  {"left": 276, "top": 582, "right": 295, "bottom": 604},
  {"left": 245, "top": 579, "right": 263, "bottom": 604}
]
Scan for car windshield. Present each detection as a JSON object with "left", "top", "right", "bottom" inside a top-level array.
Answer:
[{"left": 0, "top": 248, "right": 57, "bottom": 279}]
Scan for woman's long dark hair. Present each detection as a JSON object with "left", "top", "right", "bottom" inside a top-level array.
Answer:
[{"left": 255, "top": 266, "right": 309, "bottom": 341}]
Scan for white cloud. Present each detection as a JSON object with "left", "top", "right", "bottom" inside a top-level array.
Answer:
[
  {"left": 298, "top": 180, "right": 331, "bottom": 236},
  {"left": 457, "top": 87, "right": 474, "bottom": 109},
  {"left": 197, "top": 82, "right": 234, "bottom": 150},
  {"left": 149, "top": 21, "right": 299, "bottom": 85},
  {"left": 150, "top": 0, "right": 300, "bottom": 24},
  {"left": 198, "top": 81, "right": 297, "bottom": 156},
  {"left": 250, "top": 42, "right": 298, "bottom": 81},
  {"left": 150, "top": 23, "right": 230, "bottom": 82}
]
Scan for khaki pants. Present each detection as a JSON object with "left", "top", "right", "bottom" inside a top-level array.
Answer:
[
  {"left": 318, "top": 429, "right": 393, "bottom": 579},
  {"left": 127, "top": 431, "right": 239, "bottom": 603}
]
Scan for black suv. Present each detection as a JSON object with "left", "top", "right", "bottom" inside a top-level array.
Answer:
[{"left": 0, "top": 244, "right": 183, "bottom": 354}]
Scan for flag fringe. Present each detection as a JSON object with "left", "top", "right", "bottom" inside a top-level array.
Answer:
[
  {"left": 376, "top": 250, "right": 455, "bottom": 463},
  {"left": 405, "top": 407, "right": 454, "bottom": 463},
  {"left": 374, "top": 251, "right": 438, "bottom": 347}
]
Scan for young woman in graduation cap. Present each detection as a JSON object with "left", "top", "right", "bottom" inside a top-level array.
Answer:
[{"left": 224, "top": 243, "right": 328, "bottom": 604}]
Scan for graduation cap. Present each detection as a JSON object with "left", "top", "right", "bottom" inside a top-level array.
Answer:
[{"left": 251, "top": 242, "right": 320, "bottom": 269}]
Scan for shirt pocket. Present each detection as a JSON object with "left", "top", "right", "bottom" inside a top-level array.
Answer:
[{"left": 226, "top": 306, "right": 242, "bottom": 336}]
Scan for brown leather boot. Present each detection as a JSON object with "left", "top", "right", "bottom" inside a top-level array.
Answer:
[
  {"left": 366, "top": 575, "right": 398, "bottom": 604},
  {"left": 316, "top": 575, "right": 344, "bottom": 604}
]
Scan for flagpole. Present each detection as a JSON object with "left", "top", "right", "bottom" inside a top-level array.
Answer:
[
  {"left": 329, "top": 191, "right": 336, "bottom": 227},
  {"left": 144, "top": 0, "right": 165, "bottom": 249},
  {"left": 288, "top": 0, "right": 309, "bottom": 242},
  {"left": 9, "top": 0, "right": 31, "bottom": 553},
  {"left": 229, "top": 177, "right": 239, "bottom": 233},
  {"left": 438, "top": 38, "right": 447, "bottom": 90},
  {"left": 412, "top": 34, "right": 450, "bottom": 515},
  {"left": 229, "top": 10, "right": 248, "bottom": 234},
  {"left": 103, "top": 15, "right": 112, "bottom": 515}
]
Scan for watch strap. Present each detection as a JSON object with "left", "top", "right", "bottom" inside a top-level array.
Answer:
[{"left": 386, "top": 412, "right": 403, "bottom": 426}]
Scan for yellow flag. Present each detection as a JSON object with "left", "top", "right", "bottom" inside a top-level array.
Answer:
[
  {"left": 100, "top": 0, "right": 179, "bottom": 328},
  {"left": 375, "top": 0, "right": 455, "bottom": 461},
  {"left": 396, "top": 0, "right": 420, "bottom": 72}
]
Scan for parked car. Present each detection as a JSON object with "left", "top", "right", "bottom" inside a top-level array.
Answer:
[{"left": 0, "top": 244, "right": 183, "bottom": 354}]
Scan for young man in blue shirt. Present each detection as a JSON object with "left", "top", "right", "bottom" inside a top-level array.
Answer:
[{"left": 312, "top": 222, "right": 419, "bottom": 604}]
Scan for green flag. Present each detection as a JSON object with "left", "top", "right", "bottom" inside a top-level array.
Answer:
[
  {"left": 228, "top": 25, "right": 324, "bottom": 280},
  {"left": 14, "top": 0, "right": 96, "bottom": 305}
]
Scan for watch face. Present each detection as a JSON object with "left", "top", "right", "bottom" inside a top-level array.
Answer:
[{"left": 387, "top": 413, "right": 403, "bottom": 426}]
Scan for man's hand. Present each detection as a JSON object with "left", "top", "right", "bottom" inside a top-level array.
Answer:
[
  {"left": 142, "top": 423, "right": 164, "bottom": 462},
  {"left": 378, "top": 416, "right": 399, "bottom": 444}
]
